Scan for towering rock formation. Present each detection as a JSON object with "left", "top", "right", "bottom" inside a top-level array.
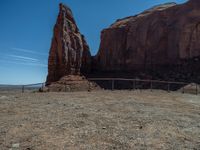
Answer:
[
  {"left": 95, "top": 0, "right": 200, "bottom": 74},
  {"left": 46, "top": 0, "right": 200, "bottom": 91},
  {"left": 46, "top": 3, "right": 91, "bottom": 85}
]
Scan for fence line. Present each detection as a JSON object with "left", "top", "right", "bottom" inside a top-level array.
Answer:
[
  {"left": 88, "top": 78, "right": 199, "bottom": 95},
  {"left": 0, "top": 78, "right": 199, "bottom": 95},
  {"left": 88, "top": 78, "right": 188, "bottom": 84},
  {"left": 0, "top": 83, "right": 45, "bottom": 93}
]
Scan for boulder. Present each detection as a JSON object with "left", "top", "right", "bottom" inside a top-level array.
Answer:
[{"left": 179, "top": 83, "right": 199, "bottom": 94}]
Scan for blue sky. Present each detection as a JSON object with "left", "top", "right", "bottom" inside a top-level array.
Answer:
[{"left": 0, "top": 0, "right": 187, "bottom": 84}]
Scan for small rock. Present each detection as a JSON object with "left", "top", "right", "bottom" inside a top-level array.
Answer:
[
  {"left": 0, "top": 96, "right": 8, "bottom": 99},
  {"left": 12, "top": 143, "right": 20, "bottom": 148}
]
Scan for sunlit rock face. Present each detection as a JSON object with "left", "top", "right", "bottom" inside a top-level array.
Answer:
[
  {"left": 46, "top": 0, "right": 200, "bottom": 90},
  {"left": 95, "top": 0, "right": 200, "bottom": 72},
  {"left": 46, "top": 3, "right": 91, "bottom": 85}
]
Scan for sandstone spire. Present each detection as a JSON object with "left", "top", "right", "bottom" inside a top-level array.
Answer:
[{"left": 46, "top": 3, "right": 91, "bottom": 85}]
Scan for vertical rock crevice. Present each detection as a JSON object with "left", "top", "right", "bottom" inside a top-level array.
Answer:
[
  {"left": 46, "top": 0, "right": 200, "bottom": 90},
  {"left": 46, "top": 3, "right": 91, "bottom": 85},
  {"left": 95, "top": 0, "right": 200, "bottom": 73}
]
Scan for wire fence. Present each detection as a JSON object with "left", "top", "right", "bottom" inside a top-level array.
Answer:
[
  {"left": 0, "top": 78, "right": 199, "bottom": 95},
  {"left": 0, "top": 83, "right": 45, "bottom": 93},
  {"left": 88, "top": 78, "right": 200, "bottom": 95}
]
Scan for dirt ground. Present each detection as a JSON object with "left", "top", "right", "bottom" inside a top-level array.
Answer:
[{"left": 0, "top": 90, "right": 200, "bottom": 150}]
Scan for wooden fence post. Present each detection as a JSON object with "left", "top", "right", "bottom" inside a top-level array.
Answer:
[
  {"left": 133, "top": 80, "right": 135, "bottom": 90},
  {"left": 150, "top": 81, "right": 153, "bottom": 92},
  {"left": 42, "top": 83, "right": 44, "bottom": 91},
  {"left": 182, "top": 86, "right": 185, "bottom": 94},
  {"left": 22, "top": 85, "right": 24, "bottom": 93},
  {"left": 88, "top": 82, "right": 90, "bottom": 91},
  {"left": 196, "top": 83, "right": 198, "bottom": 95},
  {"left": 167, "top": 83, "right": 170, "bottom": 93},
  {"left": 112, "top": 80, "right": 115, "bottom": 90}
]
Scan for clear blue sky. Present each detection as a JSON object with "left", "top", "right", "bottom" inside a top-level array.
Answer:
[{"left": 0, "top": 0, "right": 187, "bottom": 84}]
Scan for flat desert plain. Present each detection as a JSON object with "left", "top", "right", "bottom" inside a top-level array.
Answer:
[{"left": 0, "top": 90, "right": 200, "bottom": 150}]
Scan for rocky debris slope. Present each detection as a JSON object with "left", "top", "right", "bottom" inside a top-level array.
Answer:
[
  {"left": 178, "top": 83, "right": 200, "bottom": 94},
  {"left": 46, "top": 3, "right": 91, "bottom": 85},
  {"left": 95, "top": 0, "right": 200, "bottom": 72},
  {"left": 45, "top": 75, "right": 99, "bottom": 92}
]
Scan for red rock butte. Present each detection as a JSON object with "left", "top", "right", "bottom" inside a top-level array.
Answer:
[
  {"left": 46, "top": 3, "right": 91, "bottom": 85},
  {"left": 46, "top": 0, "right": 200, "bottom": 90},
  {"left": 95, "top": 0, "right": 200, "bottom": 71}
]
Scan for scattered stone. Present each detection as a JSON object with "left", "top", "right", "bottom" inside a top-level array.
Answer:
[
  {"left": 179, "top": 83, "right": 199, "bottom": 94},
  {"left": 12, "top": 143, "right": 20, "bottom": 148},
  {"left": 0, "top": 96, "right": 8, "bottom": 99},
  {"left": 46, "top": 75, "right": 100, "bottom": 92}
]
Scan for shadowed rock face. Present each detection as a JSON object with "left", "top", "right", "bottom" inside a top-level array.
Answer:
[
  {"left": 46, "top": 3, "right": 91, "bottom": 85},
  {"left": 95, "top": 0, "right": 200, "bottom": 72},
  {"left": 46, "top": 0, "right": 200, "bottom": 90}
]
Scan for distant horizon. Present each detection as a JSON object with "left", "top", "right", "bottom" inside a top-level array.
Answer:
[{"left": 0, "top": 0, "right": 187, "bottom": 84}]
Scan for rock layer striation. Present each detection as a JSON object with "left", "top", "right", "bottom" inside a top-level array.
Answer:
[
  {"left": 95, "top": 0, "right": 200, "bottom": 72},
  {"left": 46, "top": 0, "right": 200, "bottom": 91},
  {"left": 46, "top": 3, "right": 91, "bottom": 85}
]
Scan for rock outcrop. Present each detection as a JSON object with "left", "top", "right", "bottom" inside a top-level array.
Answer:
[
  {"left": 95, "top": 0, "right": 200, "bottom": 72},
  {"left": 46, "top": 0, "right": 200, "bottom": 91},
  {"left": 46, "top": 3, "right": 91, "bottom": 85},
  {"left": 44, "top": 75, "right": 99, "bottom": 92}
]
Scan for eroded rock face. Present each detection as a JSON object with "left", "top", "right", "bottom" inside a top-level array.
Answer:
[
  {"left": 46, "top": 3, "right": 91, "bottom": 85},
  {"left": 44, "top": 75, "right": 100, "bottom": 92},
  {"left": 46, "top": 1, "right": 200, "bottom": 91},
  {"left": 95, "top": 0, "right": 200, "bottom": 72}
]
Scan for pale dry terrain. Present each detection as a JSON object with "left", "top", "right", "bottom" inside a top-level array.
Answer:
[{"left": 0, "top": 90, "right": 200, "bottom": 150}]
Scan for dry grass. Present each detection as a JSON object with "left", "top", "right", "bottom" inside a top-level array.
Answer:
[{"left": 0, "top": 90, "right": 200, "bottom": 150}]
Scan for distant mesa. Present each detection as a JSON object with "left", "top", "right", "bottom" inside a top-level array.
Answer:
[{"left": 46, "top": 0, "right": 200, "bottom": 91}]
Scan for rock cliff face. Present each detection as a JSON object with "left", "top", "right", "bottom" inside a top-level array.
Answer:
[
  {"left": 46, "top": 0, "right": 200, "bottom": 91},
  {"left": 95, "top": 0, "right": 200, "bottom": 72},
  {"left": 46, "top": 3, "right": 91, "bottom": 85}
]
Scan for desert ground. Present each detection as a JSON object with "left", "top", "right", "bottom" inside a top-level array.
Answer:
[{"left": 0, "top": 90, "right": 200, "bottom": 150}]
